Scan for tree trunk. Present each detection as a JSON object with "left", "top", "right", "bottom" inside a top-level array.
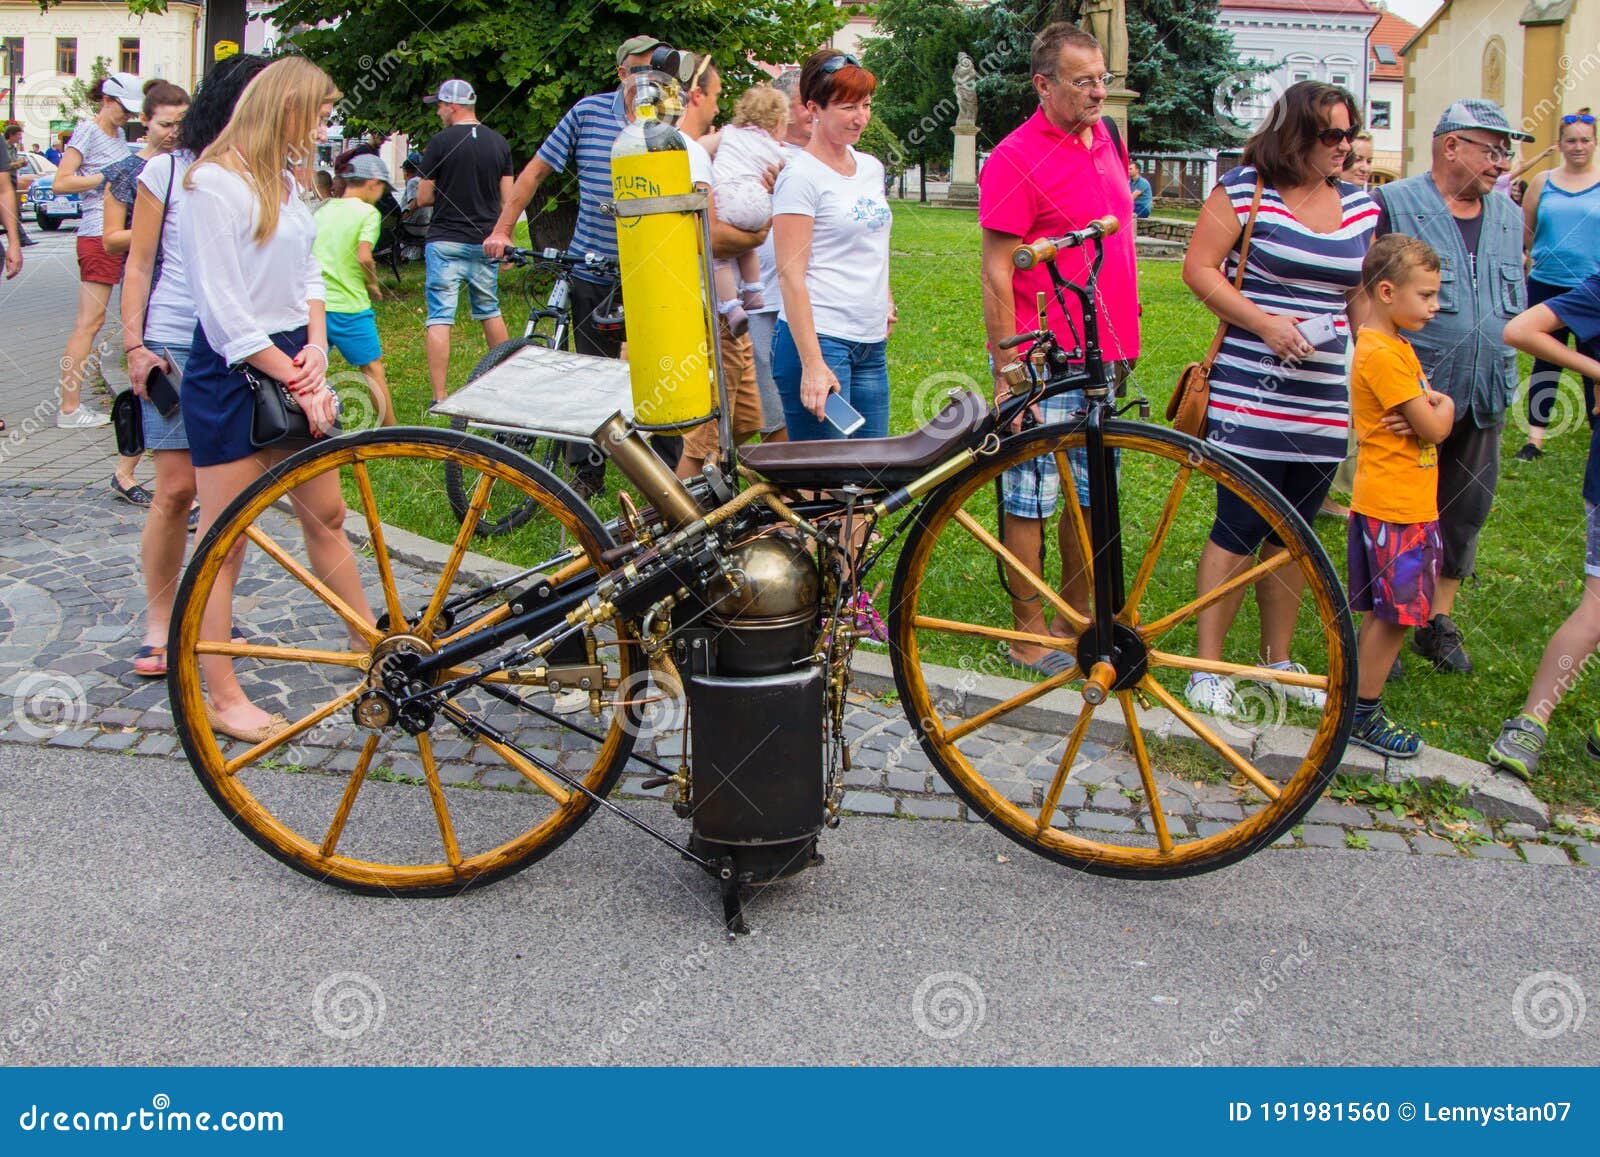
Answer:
[{"left": 919, "top": 166, "right": 927, "bottom": 203}]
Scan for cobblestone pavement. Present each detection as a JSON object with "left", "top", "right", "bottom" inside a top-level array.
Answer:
[
  {"left": 3, "top": 484, "right": 1598, "bottom": 868},
  {"left": 0, "top": 229, "right": 156, "bottom": 492}
]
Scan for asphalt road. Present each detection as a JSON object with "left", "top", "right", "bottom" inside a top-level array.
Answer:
[{"left": 1, "top": 742, "right": 1595, "bottom": 1066}]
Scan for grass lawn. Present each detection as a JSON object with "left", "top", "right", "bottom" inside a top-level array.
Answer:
[{"left": 356, "top": 204, "right": 1600, "bottom": 811}]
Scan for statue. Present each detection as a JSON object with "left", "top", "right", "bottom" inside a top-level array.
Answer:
[
  {"left": 1078, "top": 0, "right": 1129, "bottom": 81},
  {"left": 954, "top": 53, "right": 978, "bottom": 127}
]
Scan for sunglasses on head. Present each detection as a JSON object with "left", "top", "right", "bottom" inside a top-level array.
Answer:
[
  {"left": 818, "top": 53, "right": 861, "bottom": 78},
  {"left": 1564, "top": 113, "right": 1596, "bottom": 125},
  {"left": 1315, "top": 126, "right": 1359, "bottom": 147}
]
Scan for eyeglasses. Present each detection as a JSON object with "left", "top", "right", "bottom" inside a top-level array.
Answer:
[
  {"left": 1053, "top": 71, "right": 1118, "bottom": 92},
  {"left": 1454, "top": 134, "right": 1513, "bottom": 164},
  {"left": 1563, "top": 113, "right": 1595, "bottom": 125},
  {"left": 817, "top": 54, "right": 860, "bottom": 79},
  {"left": 1315, "top": 127, "right": 1360, "bottom": 147}
]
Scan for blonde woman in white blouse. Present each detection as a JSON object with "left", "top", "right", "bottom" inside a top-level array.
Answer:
[{"left": 178, "top": 57, "right": 375, "bottom": 744}]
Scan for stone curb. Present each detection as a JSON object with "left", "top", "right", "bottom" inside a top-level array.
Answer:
[{"left": 846, "top": 650, "right": 1550, "bottom": 828}]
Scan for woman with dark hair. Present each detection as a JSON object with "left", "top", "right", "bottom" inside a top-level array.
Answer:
[
  {"left": 771, "top": 49, "right": 895, "bottom": 441},
  {"left": 1179, "top": 80, "right": 1378, "bottom": 717},
  {"left": 118, "top": 53, "right": 270, "bottom": 680},
  {"left": 50, "top": 70, "right": 145, "bottom": 429}
]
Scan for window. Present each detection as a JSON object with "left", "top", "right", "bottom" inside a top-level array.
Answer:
[
  {"left": 2, "top": 37, "right": 23, "bottom": 76},
  {"left": 1374, "top": 45, "right": 1398, "bottom": 67},
  {"left": 1330, "top": 73, "right": 1351, "bottom": 90},
  {"left": 1292, "top": 71, "right": 1312, "bottom": 83},
  {"left": 1370, "top": 100, "right": 1392, "bottom": 129},
  {"left": 56, "top": 37, "right": 76, "bottom": 76},
  {"left": 118, "top": 38, "right": 139, "bottom": 75}
]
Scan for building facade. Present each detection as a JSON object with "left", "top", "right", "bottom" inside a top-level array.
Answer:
[
  {"left": 1365, "top": 7, "right": 1417, "bottom": 183},
  {"left": 1218, "top": 0, "right": 1381, "bottom": 136},
  {"left": 0, "top": 0, "right": 202, "bottom": 147},
  {"left": 1402, "top": 0, "right": 1599, "bottom": 178}
]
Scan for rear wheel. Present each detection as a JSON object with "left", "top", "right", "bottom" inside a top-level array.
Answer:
[
  {"left": 888, "top": 422, "right": 1354, "bottom": 878},
  {"left": 169, "top": 427, "right": 641, "bottom": 895}
]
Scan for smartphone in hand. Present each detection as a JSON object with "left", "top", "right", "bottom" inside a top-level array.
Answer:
[{"left": 823, "top": 390, "right": 865, "bottom": 437}]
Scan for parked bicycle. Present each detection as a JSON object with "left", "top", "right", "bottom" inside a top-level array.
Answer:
[
  {"left": 441, "top": 246, "right": 622, "bottom": 535},
  {"left": 168, "top": 217, "right": 1354, "bottom": 933}
]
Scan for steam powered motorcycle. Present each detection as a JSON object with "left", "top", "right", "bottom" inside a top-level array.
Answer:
[{"left": 166, "top": 218, "right": 1355, "bottom": 934}]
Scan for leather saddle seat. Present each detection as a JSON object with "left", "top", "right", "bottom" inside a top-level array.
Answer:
[{"left": 740, "top": 390, "right": 991, "bottom": 489}]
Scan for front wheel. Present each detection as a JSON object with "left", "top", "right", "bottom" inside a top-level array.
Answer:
[{"left": 888, "top": 421, "right": 1354, "bottom": 879}]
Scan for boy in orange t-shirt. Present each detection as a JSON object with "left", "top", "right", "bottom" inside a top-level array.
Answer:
[{"left": 1347, "top": 235, "right": 1457, "bottom": 758}]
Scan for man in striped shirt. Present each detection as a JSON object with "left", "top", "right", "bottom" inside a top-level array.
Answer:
[{"left": 485, "top": 35, "right": 666, "bottom": 359}]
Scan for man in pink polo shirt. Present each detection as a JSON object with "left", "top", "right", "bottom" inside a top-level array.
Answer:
[{"left": 978, "top": 21, "right": 1140, "bottom": 675}]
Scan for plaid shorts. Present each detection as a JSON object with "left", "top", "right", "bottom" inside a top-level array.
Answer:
[
  {"left": 1347, "top": 513, "right": 1441, "bottom": 627},
  {"left": 999, "top": 388, "right": 1126, "bottom": 518}
]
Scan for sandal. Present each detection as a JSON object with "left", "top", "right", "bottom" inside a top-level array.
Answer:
[
  {"left": 204, "top": 701, "right": 290, "bottom": 744},
  {"left": 132, "top": 644, "right": 167, "bottom": 678}
]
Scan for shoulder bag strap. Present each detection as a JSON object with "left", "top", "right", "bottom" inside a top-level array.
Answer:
[
  {"left": 1201, "top": 176, "right": 1265, "bottom": 370},
  {"left": 1100, "top": 114, "right": 1127, "bottom": 166},
  {"left": 139, "top": 154, "right": 178, "bottom": 334}
]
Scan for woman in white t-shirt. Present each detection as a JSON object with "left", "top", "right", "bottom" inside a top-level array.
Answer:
[
  {"left": 178, "top": 57, "right": 375, "bottom": 744},
  {"left": 119, "top": 53, "right": 270, "bottom": 680},
  {"left": 50, "top": 71, "right": 142, "bottom": 429},
  {"left": 771, "top": 50, "right": 895, "bottom": 441}
]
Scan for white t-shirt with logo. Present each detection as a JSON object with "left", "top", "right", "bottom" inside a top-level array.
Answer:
[
  {"left": 772, "top": 147, "right": 891, "bottom": 343},
  {"left": 135, "top": 150, "right": 197, "bottom": 348}
]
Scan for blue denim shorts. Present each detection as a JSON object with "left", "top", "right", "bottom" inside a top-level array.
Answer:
[
  {"left": 140, "top": 343, "right": 190, "bottom": 452},
  {"left": 424, "top": 241, "right": 501, "bottom": 327}
]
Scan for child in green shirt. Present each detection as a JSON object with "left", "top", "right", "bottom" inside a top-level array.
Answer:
[{"left": 313, "top": 154, "right": 396, "bottom": 426}]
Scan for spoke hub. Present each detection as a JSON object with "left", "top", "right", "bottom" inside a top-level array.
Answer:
[
  {"left": 1072, "top": 621, "right": 1147, "bottom": 694},
  {"left": 367, "top": 634, "right": 441, "bottom": 735}
]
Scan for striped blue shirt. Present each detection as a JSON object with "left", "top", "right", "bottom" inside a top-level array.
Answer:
[
  {"left": 1207, "top": 165, "right": 1378, "bottom": 463},
  {"left": 537, "top": 89, "right": 627, "bottom": 281}
]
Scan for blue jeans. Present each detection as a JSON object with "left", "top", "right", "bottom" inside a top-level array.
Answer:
[
  {"left": 770, "top": 318, "right": 889, "bottom": 441},
  {"left": 424, "top": 241, "right": 501, "bottom": 327}
]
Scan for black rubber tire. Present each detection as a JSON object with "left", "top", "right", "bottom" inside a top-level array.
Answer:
[
  {"left": 36, "top": 214, "right": 62, "bottom": 231},
  {"left": 887, "top": 420, "right": 1355, "bottom": 880},
  {"left": 169, "top": 426, "right": 639, "bottom": 897}
]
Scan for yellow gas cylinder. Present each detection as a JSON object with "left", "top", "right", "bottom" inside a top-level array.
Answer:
[{"left": 610, "top": 102, "right": 717, "bottom": 429}]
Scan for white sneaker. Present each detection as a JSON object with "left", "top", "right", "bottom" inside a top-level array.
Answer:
[
  {"left": 1262, "top": 660, "right": 1327, "bottom": 709},
  {"left": 1185, "top": 672, "right": 1240, "bottom": 717},
  {"left": 57, "top": 406, "right": 110, "bottom": 429}
]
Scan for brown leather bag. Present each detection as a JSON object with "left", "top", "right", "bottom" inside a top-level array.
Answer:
[{"left": 1167, "top": 177, "right": 1265, "bottom": 437}]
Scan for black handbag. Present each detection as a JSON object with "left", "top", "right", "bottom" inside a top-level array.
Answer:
[
  {"left": 111, "top": 389, "right": 144, "bottom": 456},
  {"left": 245, "top": 366, "right": 314, "bottom": 448}
]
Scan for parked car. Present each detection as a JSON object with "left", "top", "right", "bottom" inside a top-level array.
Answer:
[{"left": 22, "top": 155, "right": 82, "bottom": 231}]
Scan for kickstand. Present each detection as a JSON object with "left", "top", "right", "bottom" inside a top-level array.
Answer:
[{"left": 718, "top": 866, "right": 749, "bottom": 937}]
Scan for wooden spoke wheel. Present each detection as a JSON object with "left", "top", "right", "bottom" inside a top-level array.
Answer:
[
  {"left": 888, "top": 422, "right": 1354, "bottom": 878},
  {"left": 443, "top": 338, "right": 593, "bottom": 537},
  {"left": 169, "top": 427, "right": 640, "bottom": 895}
]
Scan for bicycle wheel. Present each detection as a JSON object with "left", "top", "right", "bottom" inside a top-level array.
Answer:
[
  {"left": 888, "top": 421, "right": 1354, "bottom": 879},
  {"left": 443, "top": 338, "right": 592, "bottom": 536},
  {"left": 169, "top": 427, "right": 641, "bottom": 895}
]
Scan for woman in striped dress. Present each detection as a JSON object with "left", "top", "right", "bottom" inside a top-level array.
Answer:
[{"left": 1180, "top": 81, "right": 1378, "bottom": 716}]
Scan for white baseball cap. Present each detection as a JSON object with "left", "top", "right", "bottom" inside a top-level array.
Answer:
[
  {"left": 101, "top": 72, "right": 144, "bottom": 115},
  {"left": 423, "top": 79, "right": 476, "bottom": 106}
]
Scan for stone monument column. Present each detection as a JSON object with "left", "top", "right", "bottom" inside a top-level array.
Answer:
[
  {"left": 947, "top": 53, "right": 981, "bottom": 207},
  {"left": 1081, "top": 0, "right": 1139, "bottom": 139}
]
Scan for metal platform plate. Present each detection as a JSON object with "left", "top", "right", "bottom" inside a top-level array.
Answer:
[{"left": 428, "top": 344, "right": 634, "bottom": 442}]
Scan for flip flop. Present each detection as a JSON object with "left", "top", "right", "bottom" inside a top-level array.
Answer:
[
  {"left": 1008, "top": 649, "right": 1075, "bottom": 677},
  {"left": 132, "top": 644, "right": 167, "bottom": 678}
]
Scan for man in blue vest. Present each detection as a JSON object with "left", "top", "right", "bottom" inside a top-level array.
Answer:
[{"left": 1369, "top": 99, "right": 1532, "bottom": 674}]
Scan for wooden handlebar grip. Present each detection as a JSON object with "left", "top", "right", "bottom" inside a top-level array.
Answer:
[
  {"left": 1090, "top": 215, "right": 1121, "bottom": 238},
  {"left": 1081, "top": 661, "right": 1117, "bottom": 706},
  {"left": 1012, "top": 240, "right": 1057, "bottom": 270}
]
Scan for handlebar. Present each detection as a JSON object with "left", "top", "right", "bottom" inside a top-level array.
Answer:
[
  {"left": 1011, "top": 216, "right": 1121, "bottom": 271},
  {"left": 493, "top": 246, "right": 620, "bottom": 278}
]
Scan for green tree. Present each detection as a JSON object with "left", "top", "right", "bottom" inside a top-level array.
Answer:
[
  {"left": 969, "top": 0, "right": 1257, "bottom": 153},
  {"left": 855, "top": 117, "right": 906, "bottom": 193},
  {"left": 56, "top": 55, "right": 112, "bottom": 125},
  {"left": 858, "top": 0, "right": 984, "bottom": 198}
]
